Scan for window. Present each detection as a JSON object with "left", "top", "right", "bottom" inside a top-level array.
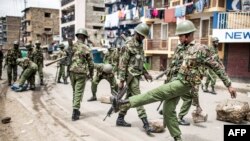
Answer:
[
  {"left": 93, "top": 6, "right": 105, "bottom": 12},
  {"left": 45, "top": 13, "right": 51, "bottom": 18},
  {"left": 44, "top": 28, "right": 52, "bottom": 32},
  {"left": 161, "top": 24, "right": 168, "bottom": 40},
  {"left": 26, "top": 21, "right": 30, "bottom": 26},
  {"left": 26, "top": 32, "right": 31, "bottom": 36},
  {"left": 218, "top": 0, "right": 225, "bottom": 8},
  {"left": 93, "top": 26, "right": 102, "bottom": 30},
  {"left": 201, "top": 19, "right": 209, "bottom": 38}
]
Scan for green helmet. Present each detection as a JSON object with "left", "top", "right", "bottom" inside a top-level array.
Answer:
[
  {"left": 17, "top": 57, "right": 29, "bottom": 65},
  {"left": 175, "top": 20, "right": 196, "bottom": 35},
  {"left": 59, "top": 43, "right": 65, "bottom": 48},
  {"left": 134, "top": 23, "right": 150, "bottom": 37},
  {"left": 13, "top": 41, "right": 19, "bottom": 45},
  {"left": 103, "top": 64, "right": 113, "bottom": 74},
  {"left": 212, "top": 37, "right": 219, "bottom": 42},
  {"left": 75, "top": 28, "right": 88, "bottom": 37},
  {"left": 35, "top": 40, "right": 41, "bottom": 45}
]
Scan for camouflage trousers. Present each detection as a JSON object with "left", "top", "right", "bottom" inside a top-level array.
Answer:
[
  {"left": 119, "top": 76, "right": 147, "bottom": 119},
  {"left": 178, "top": 85, "right": 200, "bottom": 119},
  {"left": 18, "top": 67, "right": 37, "bottom": 86},
  {"left": 205, "top": 69, "right": 217, "bottom": 87},
  {"left": 122, "top": 80, "right": 191, "bottom": 138},
  {"left": 37, "top": 63, "right": 43, "bottom": 80},
  {"left": 91, "top": 75, "right": 118, "bottom": 97},
  {"left": 70, "top": 72, "right": 87, "bottom": 109},
  {"left": 7, "top": 64, "right": 18, "bottom": 84},
  {"left": 58, "top": 64, "right": 66, "bottom": 81}
]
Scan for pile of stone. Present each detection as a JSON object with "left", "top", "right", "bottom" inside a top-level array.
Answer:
[{"left": 216, "top": 100, "right": 250, "bottom": 123}]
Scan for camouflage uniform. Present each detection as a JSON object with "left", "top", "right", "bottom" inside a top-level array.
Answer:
[
  {"left": 118, "top": 41, "right": 232, "bottom": 139},
  {"left": 112, "top": 48, "right": 120, "bottom": 76},
  {"left": 33, "top": 43, "right": 44, "bottom": 85},
  {"left": 163, "top": 41, "right": 204, "bottom": 124},
  {"left": 88, "top": 63, "right": 118, "bottom": 101},
  {"left": 57, "top": 46, "right": 67, "bottom": 83},
  {"left": 26, "top": 47, "right": 35, "bottom": 61},
  {"left": 103, "top": 48, "right": 114, "bottom": 64},
  {"left": 70, "top": 40, "right": 94, "bottom": 115},
  {"left": 17, "top": 58, "right": 38, "bottom": 90},
  {"left": 65, "top": 43, "right": 73, "bottom": 81},
  {"left": 204, "top": 46, "right": 219, "bottom": 93},
  {"left": 5, "top": 47, "right": 22, "bottom": 85},
  {"left": 118, "top": 36, "right": 150, "bottom": 125}
]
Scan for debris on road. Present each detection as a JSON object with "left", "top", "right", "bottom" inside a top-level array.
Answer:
[
  {"left": 1, "top": 117, "right": 11, "bottom": 124},
  {"left": 216, "top": 100, "right": 249, "bottom": 123}
]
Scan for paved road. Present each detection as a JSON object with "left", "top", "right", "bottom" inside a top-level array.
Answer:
[{"left": 0, "top": 63, "right": 249, "bottom": 141}]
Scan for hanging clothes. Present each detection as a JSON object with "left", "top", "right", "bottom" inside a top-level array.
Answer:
[
  {"left": 158, "top": 9, "right": 165, "bottom": 19},
  {"left": 175, "top": 5, "right": 186, "bottom": 17},
  {"left": 152, "top": 8, "right": 159, "bottom": 18},
  {"left": 146, "top": 9, "right": 151, "bottom": 18},
  {"left": 185, "top": 2, "right": 195, "bottom": 14},
  {"left": 104, "top": 14, "right": 111, "bottom": 28},
  {"left": 195, "top": 0, "right": 205, "bottom": 13},
  {"left": 164, "top": 8, "right": 176, "bottom": 23}
]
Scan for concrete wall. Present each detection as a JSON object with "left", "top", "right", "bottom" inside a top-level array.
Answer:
[
  {"left": 151, "top": 55, "right": 161, "bottom": 71},
  {"left": 23, "top": 7, "right": 59, "bottom": 45},
  {"left": 5, "top": 16, "right": 21, "bottom": 49}
]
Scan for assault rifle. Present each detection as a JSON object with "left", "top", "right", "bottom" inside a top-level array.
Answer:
[
  {"left": 45, "top": 56, "right": 67, "bottom": 67},
  {"left": 155, "top": 69, "right": 168, "bottom": 80},
  {"left": 103, "top": 74, "right": 133, "bottom": 121}
]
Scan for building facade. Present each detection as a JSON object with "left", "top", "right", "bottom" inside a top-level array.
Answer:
[
  {"left": 0, "top": 16, "right": 21, "bottom": 49},
  {"left": 60, "top": 0, "right": 105, "bottom": 46},
  {"left": 143, "top": 0, "right": 250, "bottom": 80},
  {"left": 22, "top": 7, "right": 59, "bottom": 45}
]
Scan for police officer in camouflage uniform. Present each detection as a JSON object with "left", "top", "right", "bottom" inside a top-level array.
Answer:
[
  {"left": 26, "top": 43, "right": 34, "bottom": 61},
  {"left": 65, "top": 37, "right": 74, "bottom": 83},
  {"left": 203, "top": 37, "right": 220, "bottom": 94},
  {"left": 70, "top": 28, "right": 94, "bottom": 121},
  {"left": 33, "top": 40, "right": 44, "bottom": 85},
  {"left": 111, "top": 20, "right": 237, "bottom": 141},
  {"left": 158, "top": 21, "right": 205, "bottom": 125},
  {"left": 57, "top": 44, "right": 67, "bottom": 84},
  {"left": 16, "top": 57, "right": 38, "bottom": 91},
  {"left": 87, "top": 63, "right": 118, "bottom": 101},
  {"left": 5, "top": 41, "right": 22, "bottom": 85},
  {"left": 103, "top": 47, "right": 115, "bottom": 64},
  {"left": 117, "top": 23, "right": 154, "bottom": 134}
]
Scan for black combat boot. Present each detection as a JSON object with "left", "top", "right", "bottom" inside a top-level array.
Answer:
[
  {"left": 63, "top": 78, "right": 68, "bottom": 84},
  {"left": 30, "top": 85, "right": 35, "bottom": 90},
  {"left": 211, "top": 86, "right": 217, "bottom": 94},
  {"left": 87, "top": 96, "right": 97, "bottom": 102},
  {"left": 203, "top": 85, "right": 209, "bottom": 92},
  {"left": 141, "top": 117, "right": 153, "bottom": 135},
  {"left": 178, "top": 117, "right": 190, "bottom": 126},
  {"left": 159, "top": 109, "right": 163, "bottom": 115},
  {"left": 116, "top": 114, "right": 131, "bottom": 127},
  {"left": 174, "top": 136, "right": 182, "bottom": 141},
  {"left": 110, "top": 96, "right": 129, "bottom": 113},
  {"left": 72, "top": 109, "right": 80, "bottom": 121},
  {"left": 40, "top": 79, "right": 44, "bottom": 85}
]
